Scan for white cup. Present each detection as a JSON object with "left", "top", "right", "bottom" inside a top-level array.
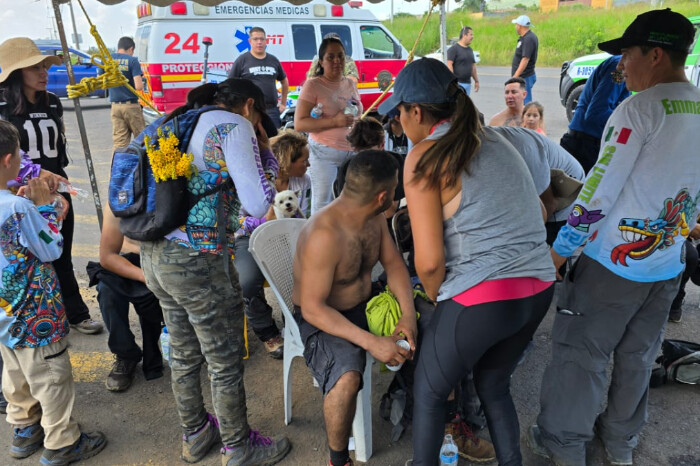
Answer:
[{"left": 386, "top": 339, "right": 411, "bottom": 372}]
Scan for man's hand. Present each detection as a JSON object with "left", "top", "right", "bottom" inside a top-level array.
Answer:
[
  {"left": 278, "top": 102, "right": 286, "bottom": 114},
  {"left": 551, "top": 248, "right": 567, "bottom": 281},
  {"left": 368, "top": 335, "right": 411, "bottom": 367},
  {"left": 474, "top": 81, "right": 480, "bottom": 92},
  {"left": 38, "top": 170, "right": 68, "bottom": 193},
  {"left": 393, "top": 314, "right": 417, "bottom": 355},
  {"left": 23, "top": 178, "right": 53, "bottom": 206}
]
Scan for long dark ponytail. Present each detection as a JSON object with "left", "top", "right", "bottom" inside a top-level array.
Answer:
[{"left": 408, "top": 82, "right": 482, "bottom": 189}]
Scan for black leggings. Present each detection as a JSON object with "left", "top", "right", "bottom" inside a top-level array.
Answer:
[{"left": 412, "top": 286, "right": 554, "bottom": 466}]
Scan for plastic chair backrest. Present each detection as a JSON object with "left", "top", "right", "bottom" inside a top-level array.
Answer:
[{"left": 248, "top": 218, "right": 307, "bottom": 340}]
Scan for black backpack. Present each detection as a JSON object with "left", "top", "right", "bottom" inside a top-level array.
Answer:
[
  {"left": 108, "top": 106, "right": 231, "bottom": 241},
  {"left": 651, "top": 339, "right": 700, "bottom": 386}
]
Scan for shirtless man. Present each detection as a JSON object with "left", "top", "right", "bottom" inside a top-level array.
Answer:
[
  {"left": 489, "top": 77, "right": 527, "bottom": 127},
  {"left": 86, "top": 205, "right": 164, "bottom": 392},
  {"left": 293, "top": 150, "right": 417, "bottom": 466}
]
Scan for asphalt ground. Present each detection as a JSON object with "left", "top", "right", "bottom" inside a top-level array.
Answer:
[{"left": 0, "top": 67, "right": 698, "bottom": 465}]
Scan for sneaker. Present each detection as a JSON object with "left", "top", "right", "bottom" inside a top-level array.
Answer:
[
  {"left": 39, "top": 431, "right": 106, "bottom": 465},
  {"left": 668, "top": 307, "right": 683, "bottom": 323},
  {"left": 182, "top": 413, "right": 221, "bottom": 463},
  {"left": 71, "top": 319, "right": 103, "bottom": 335},
  {"left": 105, "top": 358, "right": 139, "bottom": 392},
  {"left": 263, "top": 335, "right": 284, "bottom": 360},
  {"left": 10, "top": 423, "right": 44, "bottom": 459},
  {"left": 445, "top": 419, "right": 496, "bottom": 463},
  {"left": 221, "top": 429, "right": 291, "bottom": 466}
]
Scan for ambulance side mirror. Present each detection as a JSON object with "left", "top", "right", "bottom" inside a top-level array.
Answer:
[{"left": 393, "top": 42, "right": 402, "bottom": 59}]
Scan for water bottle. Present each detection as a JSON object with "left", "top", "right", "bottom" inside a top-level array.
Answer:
[
  {"left": 310, "top": 103, "right": 323, "bottom": 119},
  {"left": 439, "top": 434, "right": 459, "bottom": 465},
  {"left": 160, "top": 326, "right": 171, "bottom": 365},
  {"left": 344, "top": 100, "right": 359, "bottom": 118}
]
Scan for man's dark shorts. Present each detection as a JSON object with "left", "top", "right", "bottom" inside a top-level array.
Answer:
[{"left": 295, "top": 301, "right": 369, "bottom": 396}]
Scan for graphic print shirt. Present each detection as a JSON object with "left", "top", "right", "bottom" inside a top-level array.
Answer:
[
  {"left": 164, "top": 110, "right": 272, "bottom": 255},
  {"left": 553, "top": 82, "right": 700, "bottom": 282},
  {"left": 0, "top": 190, "right": 67, "bottom": 349}
]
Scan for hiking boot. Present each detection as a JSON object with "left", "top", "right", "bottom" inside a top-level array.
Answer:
[
  {"left": 604, "top": 446, "right": 633, "bottom": 466},
  {"left": 182, "top": 413, "right": 221, "bottom": 463},
  {"left": 9, "top": 423, "right": 44, "bottom": 458},
  {"left": 445, "top": 419, "right": 496, "bottom": 463},
  {"left": 263, "top": 335, "right": 284, "bottom": 360},
  {"left": 220, "top": 429, "right": 291, "bottom": 466},
  {"left": 71, "top": 319, "right": 103, "bottom": 335},
  {"left": 525, "top": 425, "right": 577, "bottom": 466},
  {"left": 39, "top": 431, "right": 106, "bottom": 465},
  {"left": 105, "top": 358, "right": 139, "bottom": 392},
  {"left": 668, "top": 307, "right": 683, "bottom": 323}
]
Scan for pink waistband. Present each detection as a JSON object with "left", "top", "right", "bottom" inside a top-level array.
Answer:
[{"left": 452, "top": 277, "right": 553, "bottom": 307}]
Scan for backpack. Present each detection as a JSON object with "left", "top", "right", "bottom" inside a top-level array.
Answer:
[
  {"left": 108, "top": 106, "right": 231, "bottom": 241},
  {"left": 651, "top": 339, "right": 700, "bottom": 386}
]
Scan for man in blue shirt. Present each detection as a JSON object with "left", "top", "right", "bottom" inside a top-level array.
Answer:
[
  {"left": 109, "top": 37, "right": 144, "bottom": 150},
  {"left": 560, "top": 55, "right": 630, "bottom": 173}
]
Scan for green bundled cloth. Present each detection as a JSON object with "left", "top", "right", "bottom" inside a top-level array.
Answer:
[
  {"left": 366, "top": 286, "right": 428, "bottom": 372},
  {"left": 365, "top": 286, "right": 428, "bottom": 338}
]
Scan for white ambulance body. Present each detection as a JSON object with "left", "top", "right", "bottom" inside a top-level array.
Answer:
[{"left": 134, "top": 0, "right": 408, "bottom": 120}]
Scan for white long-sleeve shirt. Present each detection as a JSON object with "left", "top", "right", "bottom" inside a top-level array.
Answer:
[{"left": 554, "top": 82, "right": 700, "bottom": 282}]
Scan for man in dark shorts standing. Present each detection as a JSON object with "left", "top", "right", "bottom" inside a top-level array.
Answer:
[
  {"left": 229, "top": 26, "right": 288, "bottom": 129},
  {"left": 447, "top": 26, "right": 479, "bottom": 96},
  {"left": 292, "top": 150, "right": 417, "bottom": 466}
]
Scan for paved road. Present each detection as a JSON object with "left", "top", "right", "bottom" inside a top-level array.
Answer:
[{"left": 0, "top": 68, "right": 698, "bottom": 465}]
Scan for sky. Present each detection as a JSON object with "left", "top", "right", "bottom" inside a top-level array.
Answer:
[{"left": 0, "top": 0, "right": 447, "bottom": 52}]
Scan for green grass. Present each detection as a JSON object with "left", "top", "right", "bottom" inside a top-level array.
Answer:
[{"left": 385, "top": 0, "right": 700, "bottom": 66}]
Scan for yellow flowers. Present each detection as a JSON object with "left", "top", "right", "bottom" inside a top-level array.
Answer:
[{"left": 145, "top": 127, "right": 194, "bottom": 183}]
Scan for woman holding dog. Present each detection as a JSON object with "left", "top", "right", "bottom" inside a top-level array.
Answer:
[
  {"left": 234, "top": 129, "right": 311, "bottom": 360},
  {"left": 295, "top": 35, "right": 361, "bottom": 214},
  {"left": 381, "top": 59, "right": 555, "bottom": 465}
]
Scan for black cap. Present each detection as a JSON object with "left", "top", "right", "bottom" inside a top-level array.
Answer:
[
  {"left": 598, "top": 9, "right": 694, "bottom": 55},
  {"left": 219, "top": 78, "right": 278, "bottom": 138}
]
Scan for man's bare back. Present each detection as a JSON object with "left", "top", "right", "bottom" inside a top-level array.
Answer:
[{"left": 293, "top": 203, "right": 384, "bottom": 312}]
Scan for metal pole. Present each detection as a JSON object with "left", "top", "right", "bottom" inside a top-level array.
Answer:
[
  {"left": 51, "top": 0, "right": 103, "bottom": 230},
  {"left": 390, "top": 0, "right": 394, "bottom": 25},
  {"left": 440, "top": 1, "right": 447, "bottom": 63},
  {"left": 68, "top": 0, "right": 80, "bottom": 50}
]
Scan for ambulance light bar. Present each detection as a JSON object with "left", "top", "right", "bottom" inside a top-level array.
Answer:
[
  {"left": 331, "top": 5, "right": 343, "bottom": 16},
  {"left": 170, "top": 1, "right": 187, "bottom": 15}
]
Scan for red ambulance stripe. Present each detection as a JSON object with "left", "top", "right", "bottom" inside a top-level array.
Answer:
[{"left": 616, "top": 128, "right": 632, "bottom": 144}]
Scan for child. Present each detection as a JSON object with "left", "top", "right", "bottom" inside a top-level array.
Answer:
[
  {"left": 522, "top": 101, "right": 546, "bottom": 135},
  {"left": 0, "top": 120, "right": 106, "bottom": 464}
]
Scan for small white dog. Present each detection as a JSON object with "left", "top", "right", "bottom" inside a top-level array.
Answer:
[{"left": 273, "top": 190, "right": 304, "bottom": 219}]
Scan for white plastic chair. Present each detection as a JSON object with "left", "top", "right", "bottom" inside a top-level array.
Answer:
[{"left": 248, "top": 219, "right": 373, "bottom": 462}]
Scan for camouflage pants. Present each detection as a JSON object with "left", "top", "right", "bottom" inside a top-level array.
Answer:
[{"left": 140, "top": 239, "right": 249, "bottom": 447}]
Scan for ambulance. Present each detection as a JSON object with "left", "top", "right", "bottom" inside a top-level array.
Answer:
[{"left": 134, "top": 0, "right": 409, "bottom": 122}]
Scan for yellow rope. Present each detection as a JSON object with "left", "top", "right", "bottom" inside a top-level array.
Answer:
[
  {"left": 361, "top": 0, "right": 442, "bottom": 118},
  {"left": 66, "top": 0, "right": 162, "bottom": 116}
]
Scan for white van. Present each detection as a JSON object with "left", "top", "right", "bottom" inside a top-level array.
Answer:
[{"left": 134, "top": 0, "right": 408, "bottom": 121}]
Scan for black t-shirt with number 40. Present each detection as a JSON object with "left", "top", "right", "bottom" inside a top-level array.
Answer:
[{"left": 0, "top": 92, "right": 67, "bottom": 176}]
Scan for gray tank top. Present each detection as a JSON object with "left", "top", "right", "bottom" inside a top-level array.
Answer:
[{"left": 427, "top": 125, "right": 555, "bottom": 301}]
